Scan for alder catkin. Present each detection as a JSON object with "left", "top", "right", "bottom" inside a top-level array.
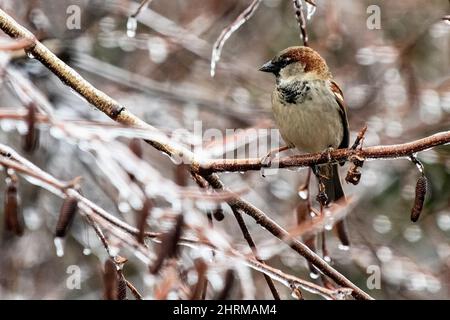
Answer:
[
  {"left": 103, "top": 259, "right": 118, "bottom": 300},
  {"left": 136, "top": 198, "right": 153, "bottom": 243},
  {"left": 411, "top": 175, "right": 427, "bottom": 222},
  {"left": 4, "top": 178, "right": 23, "bottom": 236},
  {"left": 23, "top": 103, "right": 39, "bottom": 153},
  {"left": 55, "top": 196, "right": 78, "bottom": 237},
  {"left": 190, "top": 259, "right": 208, "bottom": 300},
  {"left": 149, "top": 214, "right": 184, "bottom": 274},
  {"left": 215, "top": 269, "right": 235, "bottom": 300}
]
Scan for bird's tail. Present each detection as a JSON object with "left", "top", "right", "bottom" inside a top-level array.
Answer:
[{"left": 316, "top": 164, "right": 350, "bottom": 247}]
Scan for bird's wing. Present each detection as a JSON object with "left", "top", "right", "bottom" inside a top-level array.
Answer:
[
  {"left": 329, "top": 80, "right": 351, "bottom": 247},
  {"left": 329, "top": 80, "right": 349, "bottom": 149}
]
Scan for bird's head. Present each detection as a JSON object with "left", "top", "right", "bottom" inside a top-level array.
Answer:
[{"left": 259, "top": 46, "right": 331, "bottom": 81}]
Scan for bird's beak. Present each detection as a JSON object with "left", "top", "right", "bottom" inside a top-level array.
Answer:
[{"left": 259, "top": 60, "right": 277, "bottom": 73}]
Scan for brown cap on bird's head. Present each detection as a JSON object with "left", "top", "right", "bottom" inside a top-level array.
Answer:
[{"left": 259, "top": 46, "right": 330, "bottom": 79}]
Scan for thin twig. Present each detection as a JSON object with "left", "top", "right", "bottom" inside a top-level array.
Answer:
[
  {"left": 230, "top": 207, "right": 280, "bottom": 299},
  {"left": 130, "top": 0, "right": 152, "bottom": 18},
  {"left": 84, "top": 213, "right": 114, "bottom": 259},
  {"left": 210, "top": 0, "right": 262, "bottom": 77},
  {"left": 351, "top": 125, "right": 368, "bottom": 150},
  {"left": 125, "top": 279, "right": 143, "bottom": 300},
  {"left": 293, "top": 0, "right": 309, "bottom": 46},
  {"left": 0, "top": 37, "right": 33, "bottom": 50}
]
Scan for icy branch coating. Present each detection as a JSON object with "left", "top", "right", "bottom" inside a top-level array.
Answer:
[{"left": 210, "top": 0, "right": 261, "bottom": 77}]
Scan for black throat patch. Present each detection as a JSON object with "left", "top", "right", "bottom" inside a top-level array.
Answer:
[{"left": 277, "top": 80, "right": 311, "bottom": 105}]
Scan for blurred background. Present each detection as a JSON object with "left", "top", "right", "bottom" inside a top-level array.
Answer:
[{"left": 0, "top": 0, "right": 449, "bottom": 299}]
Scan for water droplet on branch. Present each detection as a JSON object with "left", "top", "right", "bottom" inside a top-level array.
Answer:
[
  {"left": 298, "top": 189, "right": 308, "bottom": 200},
  {"left": 54, "top": 237, "right": 65, "bottom": 257},
  {"left": 126, "top": 16, "right": 137, "bottom": 38}
]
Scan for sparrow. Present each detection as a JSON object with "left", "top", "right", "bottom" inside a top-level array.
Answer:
[{"left": 259, "top": 46, "right": 350, "bottom": 247}]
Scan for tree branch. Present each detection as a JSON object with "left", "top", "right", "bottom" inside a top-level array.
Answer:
[
  {"left": 293, "top": 0, "right": 309, "bottom": 46},
  {"left": 199, "top": 131, "right": 450, "bottom": 174}
]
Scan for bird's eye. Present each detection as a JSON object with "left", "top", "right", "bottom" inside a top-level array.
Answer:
[{"left": 279, "top": 57, "right": 292, "bottom": 68}]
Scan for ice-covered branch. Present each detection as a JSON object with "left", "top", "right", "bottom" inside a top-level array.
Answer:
[{"left": 199, "top": 131, "right": 450, "bottom": 174}]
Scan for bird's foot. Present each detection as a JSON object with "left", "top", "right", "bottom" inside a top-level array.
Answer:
[{"left": 321, "top": 146, "right": 335, "bottom": 163}]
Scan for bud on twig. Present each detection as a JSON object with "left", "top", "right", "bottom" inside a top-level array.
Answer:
[
  {"left": 290, "top": 283, "right": 304, "bottom": 300},
  {"left": 350, "top": 125, "right": 368, "bottom": 150},
  {"left": 345, "top": 155, "right": 364, "bottom": 185},
  {"left": 345, "top": 167, "right": 361, "bottom": 185}
]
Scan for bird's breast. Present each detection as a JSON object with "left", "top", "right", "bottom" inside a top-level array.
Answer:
[{"left": 272, "top": 80, "right": 344, "bottom": 153}]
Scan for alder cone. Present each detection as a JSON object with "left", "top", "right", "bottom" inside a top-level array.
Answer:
[
  {"left": 55, "top": 196, "right": 78, "bottom": 237},
  {"left": 411, "top": 175, "right": 427, "bottom": 222},
  {"left": 4, "top": 182, "right": 24, "bottom": 236},
  {"left": 103, "top": 260, "right": 118, "bottom": 300}
]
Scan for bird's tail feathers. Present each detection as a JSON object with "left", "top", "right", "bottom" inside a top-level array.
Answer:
[{"left": 316, "top": 164, "right": 350, "bottom": 247}]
